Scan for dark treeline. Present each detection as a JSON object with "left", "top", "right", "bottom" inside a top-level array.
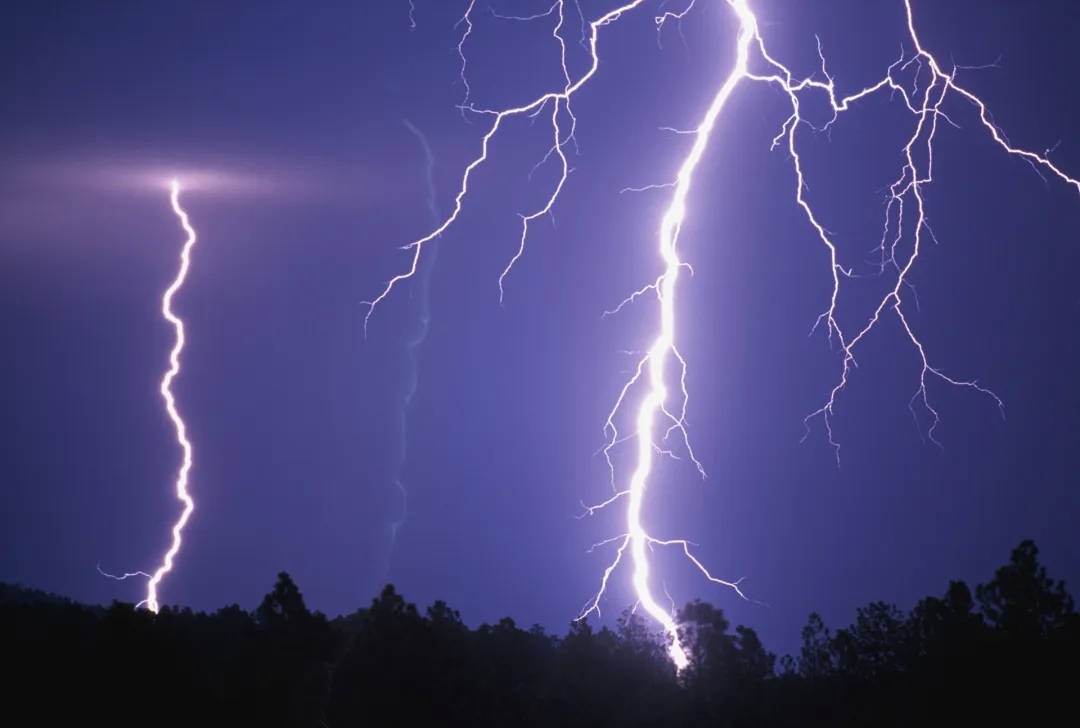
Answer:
[{"left": 3, "top": 540, "right": 1076, "bottom": 726}]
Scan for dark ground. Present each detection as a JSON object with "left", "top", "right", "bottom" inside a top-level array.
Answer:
[{"left": 3, "top": 539, "right": 1076, "bottom": 726}]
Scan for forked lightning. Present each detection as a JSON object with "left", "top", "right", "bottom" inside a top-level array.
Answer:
[{"left": 370, "top": 0, "right": 1078, "bottom": 669}]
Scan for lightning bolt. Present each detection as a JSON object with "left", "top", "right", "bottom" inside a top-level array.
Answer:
[
  {"left": 101, "top": 179, "right": 198, "bottom": 613},
  {"left": 366, "top": 0, "right": 1079, "bottom": 670},
  {"left": 455, "top": 1, "right": 476, "bottom": 114},
  {"left": 386, "top": 120, "right": 442, "bottom": 558},
  {"left": 142, "top": 179, "right": 199, "bottom": 613},
  {"left": 795, "top": 3, "right": 1080, "bottom": 458}
]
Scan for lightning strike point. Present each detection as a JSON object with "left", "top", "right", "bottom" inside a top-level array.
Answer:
[
  {"left": 368, "top": 0, "right": 1080, "bottom": 671},
  {"left": 137, "top": 179, "right": 198, "bottom": 614}
]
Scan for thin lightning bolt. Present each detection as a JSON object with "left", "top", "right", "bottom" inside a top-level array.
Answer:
[
  {"left": 386, "top": 120, "right": 442, "bottom": 557},
  {"left": 363, "top": 0, "right": 641, "bottom": 330},
  {"left": 102, "top": 180, "right": 198, "bottom": 613},
  {"left": 455, "top": 1, "right": 476, "bottom": 114},
  {"left": 795, "top": 3, "right": 1080, "bottom": 459},
  {"left": 366, "top": 0, "right": 1079, "bottom": 670},
  {"left": 96, "top": 563, "right": 151, "bottom": 582}
]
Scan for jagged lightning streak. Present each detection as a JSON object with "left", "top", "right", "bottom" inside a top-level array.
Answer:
[
  {"left": 104, "top": 179, "right": 198, "bottom": 612},
  {"left": 367, "top": 0, "right": 1079, "bottom": 669},
  {"left": 366, "top": 0, "right": 742, "bottom": 670},
  {"left": 363, "top": 0, "right": 648, "bottom": 330},
  {"left": 129, "top": 178, "right": 199, "bottom": 614},
  {"left": 455, "top": 1, "right": 476, "bottom": 114},
  {"left": 792, "top": 3, "right": 1080, "bottom": 458},
  {"left": 386, "top": 120, "right": 442, "bottom": 557},
  {"left": 578, "top": 0, "right": 760, "bottom": 671}
]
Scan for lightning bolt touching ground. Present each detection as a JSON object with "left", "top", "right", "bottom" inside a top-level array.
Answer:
[
  {"left": 386, "top": 120, "right": 442, "bottom": 560},
  {"left": 367, "top": 0, "right": 1079, "bottom": 669},
  {"left": 142, "top": 179, "right": 198, "bottom": 613},
  {"left": 102, "top": 179, "right": 198, "bottom": 612}
]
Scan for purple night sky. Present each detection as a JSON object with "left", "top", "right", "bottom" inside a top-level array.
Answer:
[{"left": 2, "top": 0, "right": 1078, "bottom": 659}]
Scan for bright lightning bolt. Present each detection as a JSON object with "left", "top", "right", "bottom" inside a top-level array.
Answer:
[
  {"left": 366, "top": 0, "right": 1079, "bottom": 671},
  {"left": 579, "top": 0, "right": 759, "bottom": 672},
  {"left": 141, "top": 179, "right": 199, "bottom": 614},
  {"left": 102, "top": 180, "right": 198, "bottom": 613}
]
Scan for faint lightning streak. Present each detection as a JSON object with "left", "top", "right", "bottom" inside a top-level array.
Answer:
[
  {"left": 619, "top": 181, "right": 677, "bottom": 194},
  {"left": 386, "top": 120, "right": 442, "bottom": 555},
  {"left": 138, "top": 179, "right": 199, "bottom": 614},
  {"left": 490, "top": 2, "right": 560, "bottom": 23},
  {"left": 96, "top": 563, "right": 152, "bottom": 608},
  {"left": 408, "top": 0, "right": 416, "bottom": 30}
]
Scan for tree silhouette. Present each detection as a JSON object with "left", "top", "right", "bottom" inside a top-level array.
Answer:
[
  {"left": 2, "top": 539, "right": 1075, "bottom": 726},
  {"left": 831, "top": 601, "right": 909, "bottom": 679},
  {"left": 797, "top": 612, "right": 833, "bottom": 679},
  {"left": 975, "top": 539, "right": 1075, "bottom": 638},
  {"left": 256, "top": 571, "right": 310, "bottom": 627}
]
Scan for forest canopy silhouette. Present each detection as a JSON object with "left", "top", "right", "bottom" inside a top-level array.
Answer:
[{"left": 3, "top": 540, "right": 1075, "bottom": 726}]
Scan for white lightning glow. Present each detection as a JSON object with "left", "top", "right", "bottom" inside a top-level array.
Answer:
[
  {"left": 370, "top": 0, "right": 1079, "bottom": 670},
  {"left": 127, "top": 179, "right": 199, "bottom": 614},
  {"left": 578, "top": 0, "right": 760, "bottom": 671},
  {"left": 98, "top": 180, "right": 198, "bottom": 612},
  {"left": 124, "top": 179, "right": 199, "bottom": 613}
]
